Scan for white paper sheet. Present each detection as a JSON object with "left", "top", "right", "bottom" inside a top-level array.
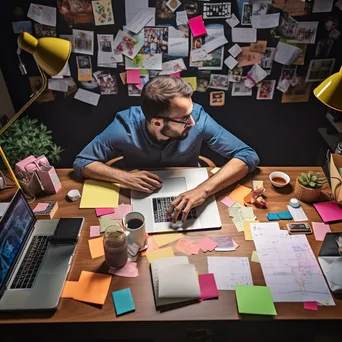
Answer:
[
  {"left": 176, "top": 10, "right": 188, "bottom": 25},
  {"left": 287, "top": 205, "right": 308, "bottom": 221},
  {"left": 141, "top": 54, "right": 163, "bottom": 70},
  {"left": 125, "top": 0, "right": 155, "bottom": 26},
  {"left": 274, "top": 41, "right": 302, "bottom": 65},
  {"left": 229, "top": 44, "right": 242, "bottom": 58},
  {"left": 202, "top": 35, "right": 228, "bottom": 54},
  {"left": 74, "top": 89, "right": 100, "bottom": 106},
  {"left": 251, "top": 13, "right": 279, "bottom": 29},
  {"left": 246, "top": 64, "right": 268, "bottom": 88},
  {"left": 252, "top": 224, "right": 335, "bottom": 305},
  {"left": 125, "top": 9, "right": 155, "bottom": 34},
  {"left": 159, "top": 58, "right": 187, "bottom": 75},
  {"left": 276, "top": 79, "right": 290, "bottom": 93},
  {"left": 27, "top": 3, "right": 56, "bottom": 26},
  {"left": 312, "top": 0, "right": 334, "bottom": 13},
  {"left": 208, "top": 257, "right": 253, "bottom": 290},
  {"left": 232, "top": 28, "right": 257, "bottom": 43},
  {"left": 48, "top": 79, "right": 68, "bottom": 92},
  {"left": 224, "top": 56, "right": 238, "bottom": 70},
  {"left": 226, "top": 13, "right": 240, "bottom": 28}
]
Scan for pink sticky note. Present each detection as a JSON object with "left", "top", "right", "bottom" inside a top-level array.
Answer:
[
  {"left": 96, "top": 208, "right": 115, "bottom": 217},
  {"left": 188, "top": 15, "right": 207, "bottom": 37},
  {"left": 199, "top": 237, "right": 218, "bottom": 253},
  {"left": 313, "top": 201, "right": 342, "bottom": 223},
  {"left": 175, "top": 239, "right": 193, "bottom": 255},
  {"left": 108, "top": 261, "right": 139, "bottom": 278},
  {"left": 199, "top": 273, "right": 219, "bottom": 301},
  {"left": 135, "top": 78, "right": 144, "bottom": 90},
  {"left": 232, "top": 239, "right": 240, "bottom": 249},
  {"left": 312, "top": 222, "right": 331, "bottom": 241},
  {"left": 90, "top": 225, "right": 100, "bottom": 238},
  {"left": 221, "top": 196, "right": 235, "bottom": 207},
  {"left": 188, "top": 243, "right": 200, "bottom": 255},
  {"left": 171, "top": 72, "right": 180, "bottom": 77},
  {"left": 126, "top": 70, "right": 141, "bottom": 84},
  {"left": 110, "top": 204, "right": 132, "bottom": 219},
  {"left": 304, "top": 302, "right": 318, "bottom": 311},
  {"left": 33, "top": 203, "right": 49, "bottom": 212}
]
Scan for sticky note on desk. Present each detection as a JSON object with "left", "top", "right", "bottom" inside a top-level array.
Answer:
[
  {"left": 312, "top": 222, "right": 331, "bottom": 241},
  {"left": 235, "top": 285, "right": 277, "bottom": 316},
  {"left": 251, "top": 251, "right": 260, "bottom": 263},
  {"left": 243, "top": 220, "right": 259, "bottom": 240},
  {"left": 153, "top": 233, "right": 183, "bottom": 247},
  {"left": 112, "top": 288, "right": 135, "bottom": 316},
  {"left": 313, "top": 201, "right": 342, "bottom": 223},
  {"left": 90, "top": 225, "right": 100, "bottom": 238},
  {"left": 188, "top": 15, "right": 207, "bottom": 37},
  {"left": 146, "top": 246, "right": 174, "bottom": 263},
  {"left": 33, "top": 203, "right": 49, "bottom": 212},
  {"left": 96, "top": 208, "right": 115, "bottom": 217},
  {"left": 199, "top": 274, "right": 219, "bottom": 301},
  {"left": 88, "top": 236, "right": 105, "bottom": 258},
  {"left": 126, "top": 69, "right": 141, "bottom": 84},
  {"left": 229, "top": 185, "right": 252, "bottom": 205},
  {"left": 61, "top": 281, "right": 79, "bottom": 298}
]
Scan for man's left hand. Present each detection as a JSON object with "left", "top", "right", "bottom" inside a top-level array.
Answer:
[{"left": 166, "top": 186, "right": 208, "bottom": 223}]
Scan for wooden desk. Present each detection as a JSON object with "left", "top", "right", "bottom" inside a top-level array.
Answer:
[{"left": 0, "top": 167, "right": 341, "bottom": 342}]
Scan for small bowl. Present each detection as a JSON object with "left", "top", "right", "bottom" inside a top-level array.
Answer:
[{"left": 269, "top": 171, "right": 290, "bottom": 188}]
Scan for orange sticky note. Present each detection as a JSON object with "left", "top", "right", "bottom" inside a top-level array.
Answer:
[
  {"left": 72, "top": 271, "right": 112, "bottom": 305},
  {"left": 61, "top": 281, "right": 79, "bottom": 298},
  {"left": 88, "top": 236, "right": 105, "bottom": 259},
  {"left": 141, "top": 236, "right": 159, "bottom": 256},
  {"left": 229, "top": 185, "right": 252, "bottom": 205}
]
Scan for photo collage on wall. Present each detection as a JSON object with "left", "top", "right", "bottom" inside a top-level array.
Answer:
[{"left": 11, "top": 0, "right": 342, "bottom": 106}]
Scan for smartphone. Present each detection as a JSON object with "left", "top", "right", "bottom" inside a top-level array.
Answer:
[{"left": 286, "top": 223, "right": 312, "bottom": 234}]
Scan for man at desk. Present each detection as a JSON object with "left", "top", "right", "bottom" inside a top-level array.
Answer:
[{"left": 73, "top": 76, "right": 259, "bottom": 222}]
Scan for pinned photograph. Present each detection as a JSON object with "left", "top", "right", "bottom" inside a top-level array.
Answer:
[
  {"left": 202, "top": 2, "right": 232, "bottom": 19},
  {"left": 210, "top": 91, "right": 225, "bottom": 106},
  {"left": 166, "top": 0, "right": 181, "bottom": 12},
  {"left": 252, "top": 3, "right": 270, "bottom": 15},
  {"left": 208, "top": 74, "right": 229, "bottom": 91},
  {"left": 73, "top": 29, "right": 94, "bottom": 55},
  {"left": 287, "top": 22, "right": 319, "bottom": 44},
  {"left": 196, "top": 71, "right": 211, "bottom": 92},
  {"left": 282, "top": 76, "right": 312, "bottom": 103},
  {"left": 140, "top": 27, "right": 168, "bottom": 54},
  {"left": 228, "top": 67, "right": 243, "bottom": 82},
  {"left": 256, "top": 80, "right": 276, "bottom": 100},
  {"left": 232, "top": 79, "right": 252, "bottom": 96},
  {"left": 279, "top": 65, "right": 297, "bottom": 83},
  {"left": 305, "top": 58, "right": 335, "bottom": 82},
  {"left": 93, "top": 71, "right": 118, "bottom": 95},
  {"left": 76, "top": 55, "right": 92, "bottom": 81},
  {"left": 156, "top": 0, "right": 175, "bottom": 19},
  {"left": 315, "top": 38, "right": 334, "bottom": 58},
  {"left": 34, "top": 24, "right": 56, "bottom": 38},
  {"left": 249, "top": 41, "right": 267, "bottom": 54},
  {"left": 57, "top": 0, "right": 93, "bottom": 25},
  {"left": 91, "top": 0, "right": 114, "bottom": 26},
  {"left": 12, "top": 21, "right": 32, "bottom": 34},
  {"left": 184, "top": 1, "right": 200, "bottom": 17},
  {"left": 29, "top": 76, "right": 55, "bottom": 103},
  {"left": 113, "top": 30, "right": 143, "bottom": 59},
  {"left": 241, "top": 3, "right": 252, "bottom": 25},
  {"left": 260, "top": 47, "right": 276, "bottom": 74}
]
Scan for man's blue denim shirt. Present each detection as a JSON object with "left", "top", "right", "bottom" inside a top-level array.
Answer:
[{"left": 73, "top": 103, "right": 259, "bottom": 177}]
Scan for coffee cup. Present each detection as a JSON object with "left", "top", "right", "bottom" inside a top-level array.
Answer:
[{"left": 122, "top": 211, "right": 146, "bottom": 248}]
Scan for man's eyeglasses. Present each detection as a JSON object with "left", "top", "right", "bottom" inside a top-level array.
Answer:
[{"left": 161, "top": 115, "right": 192, "bottom": 128}]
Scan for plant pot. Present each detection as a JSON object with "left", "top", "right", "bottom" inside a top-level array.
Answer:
[{"left": 294, "top": 177, "right": 322, "bottom": 203}]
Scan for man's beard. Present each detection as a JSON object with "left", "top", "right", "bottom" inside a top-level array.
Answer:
[{"left": 161, "top": 123, "right": 191, "bottom": 141}]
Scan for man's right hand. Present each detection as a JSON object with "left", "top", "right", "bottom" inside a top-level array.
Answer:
[{"left": 120, "top": 170, "right": 163, "bottom": 193}]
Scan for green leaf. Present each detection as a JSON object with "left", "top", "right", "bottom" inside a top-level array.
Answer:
[{"left": 309, "top": 182, "right": 316, "bottom": 188}]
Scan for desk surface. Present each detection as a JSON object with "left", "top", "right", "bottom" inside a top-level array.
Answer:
[{"left": 0, "top": 167, "right": 341, "bottom": 337}]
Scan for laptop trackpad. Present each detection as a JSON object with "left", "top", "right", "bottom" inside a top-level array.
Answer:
[{"left": 159, "top": 177, "right": 187, "bottom": 194}]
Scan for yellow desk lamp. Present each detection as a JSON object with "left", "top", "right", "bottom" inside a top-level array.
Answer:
[
  {"left": 0, "top": 32, "right": 71, "bottom": 188},
  {"left": 314, "top": 66, "right": 342, "bottom": 112}
]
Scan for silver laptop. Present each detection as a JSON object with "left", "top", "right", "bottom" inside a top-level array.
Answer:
[
  {"left": 131, "top": 168, "right": 222, "bottom": 233},
  {"left": 0, "top": 189, "right": 84, "bottom": 311}
]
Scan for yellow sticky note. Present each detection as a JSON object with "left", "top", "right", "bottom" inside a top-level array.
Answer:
[
  {"left": 146, "top": 246, "right": 174, "bottom": 263},
  {"left": 182, "top": 77, "right": 197, "bottom": 90},
  {"left": 88, "top": 236, "right": 105, "bottom": 259},
  {"left": 229, "top": 185, "right": 252, "bottom": 205},
  {"left": 100, "top": 216, "right": 121, "bottom": 233},
  {"left": 153, "top": 233, "right": 183, "bottom": 247},
  {"left": 243, "top": 220, "right": 259, "bottom": 240},
  {"left": 210, "top": 167, "right": 221, "bottom": 175},
  {"left": 80, "top": 180, "right": 119, "bottom": 209},
  {"left": 251, "top": 251, "right": 260, "bottom": 263},
  {"left": 253, "top": 180, "right": 264, "bottom": 190}
]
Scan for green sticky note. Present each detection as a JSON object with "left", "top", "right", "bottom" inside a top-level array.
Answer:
[
  {"left": 251, "top": 251, "right": 260, "bottom": 263},
  {"left": 235, "top": 285, "right": 277, "bottom": 316},
  {"left": 112, "top": 288, "right": 135, "bottom": 316}
]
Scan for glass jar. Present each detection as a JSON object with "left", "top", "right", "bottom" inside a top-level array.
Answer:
[{"left": 103, "top": 225, "right": 128, "bottom": 269}]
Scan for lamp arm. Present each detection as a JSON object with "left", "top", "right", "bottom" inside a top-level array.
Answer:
[
  {"left": 0, "top": 63, "right": 47, "bottom": 135},
  {"left": 0, "top": 146, "right": 20, "bottom": 188}
]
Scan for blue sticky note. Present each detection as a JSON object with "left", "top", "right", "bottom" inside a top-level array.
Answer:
[{"left": 112, "top": 288, "right": 135, "bottom": 316}]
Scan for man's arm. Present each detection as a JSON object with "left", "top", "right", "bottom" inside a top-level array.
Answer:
[
  {"left": 83, "top": 161, "right": 162, "bottom": 193},
  {"left": 167, "top": 158, "right": 248, "bottom": 222}
]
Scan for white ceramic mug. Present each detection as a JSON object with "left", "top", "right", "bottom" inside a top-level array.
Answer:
[{"left": 122, "top": 211, "right": 146, "bottom": 248}]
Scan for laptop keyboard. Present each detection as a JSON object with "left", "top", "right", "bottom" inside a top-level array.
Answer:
[
  {"left": 153, "top": 196, "right": 197, "bottom": 223},
  {"left": 11, "top": 236, "right": 49, "bottom": 289}
]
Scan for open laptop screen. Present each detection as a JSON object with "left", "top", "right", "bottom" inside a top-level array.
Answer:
[{"left": 0, "top": 190, "right": 35, "bottom": 290}]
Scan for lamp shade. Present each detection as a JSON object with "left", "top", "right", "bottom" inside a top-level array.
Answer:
[
  {"left": 314, "top": 66, "right": 342, "bottom": 112},
  {"left": 17, "top": 32, "right": 71, "bottom": 76}
]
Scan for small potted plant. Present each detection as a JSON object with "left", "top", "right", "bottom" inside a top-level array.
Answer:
[{"left": 294, "top": 171, "right": 326, "bottom": 203}]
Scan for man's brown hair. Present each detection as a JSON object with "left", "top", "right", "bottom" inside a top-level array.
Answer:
[{"left": 141, "top": 76, "right": 193, "bottom": 121}]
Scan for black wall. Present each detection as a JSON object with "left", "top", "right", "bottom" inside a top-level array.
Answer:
[{"left": 1, "top": 0, "right": 341, "bottom": 168}]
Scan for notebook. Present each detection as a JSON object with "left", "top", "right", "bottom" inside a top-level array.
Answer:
[{"left": 313, "top": 201, "right": 342, "bottom": 223}]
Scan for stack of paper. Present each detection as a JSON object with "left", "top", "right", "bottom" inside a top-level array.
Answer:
[
  {"left": 150, "top": 257, "right": 200, "bottom": 310},
  {"left": 229, "top": 202, "right": 256, "bottom": 232}
]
